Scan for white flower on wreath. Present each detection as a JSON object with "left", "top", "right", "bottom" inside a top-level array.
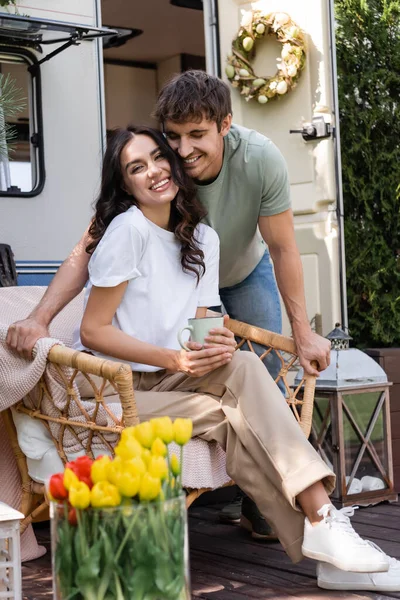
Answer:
[
  {"left": 245, "top": 95, "right": 254, "bottom": 102},
  {"left": 240, "top": 9, "right": 253, "bottom": 29},
  {"left": 287, "top": 65, "right": 297, "bottom": 77},
  {"left": 241, "top": 86, "right": 250, "bottom": 95},
  {"left": 273, "top": 12, "right": 289, "bottom": 30},
  {"left": 279, "top": 63, "right": 288, "bottom": 76},
  {"left": 269, "top": 81, "right": 278, "bottom": 90},
  {"left": 232, "top": 81, "right": 239, "bottom": 88},
  {"left": 281, "top": 43, "right": 292, "bottom": 60}
]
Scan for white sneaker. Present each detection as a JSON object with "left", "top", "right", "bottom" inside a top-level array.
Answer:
[
  {"left": 317, "top": 547, "right": 400, "bottom": 592},
  {"left": 302, "top": 504, "right": 389, "bottom": 573}
]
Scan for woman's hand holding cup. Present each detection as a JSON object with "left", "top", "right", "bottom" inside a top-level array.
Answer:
[
  {"left": 202, "top": 315, "right": 236, "bottom": 356},
  {"left": 175, "top": 345, "right": 233, "bottom": 377},
  {"left": 175, "top": 315, "right": 236, "bottom": 377}
]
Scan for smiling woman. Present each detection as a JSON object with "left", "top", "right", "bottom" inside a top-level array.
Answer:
[
  {"left": 120, "top": 135, "right": 179, "bottom": 227},
  {"left": 75, "top": 124, "right": 219, "bottom": 372},
  {"left": 86, "top": 125, "right": 207, "bottom": 283}
]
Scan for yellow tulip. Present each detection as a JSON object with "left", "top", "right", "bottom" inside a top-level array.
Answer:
[
  {"left": 120, "top": 426, "right": 136, "bottom": 442},
  {"left": 124, "top": 457, "right": 147, "bottom": 477},
  {"left": 91, "top": 455, "right": 112, "bottom": 484},
  {"left": 139, "top": 473, "right": 161, "bottom": 502},
  {"left": 91, "top": 481, "right": 121, "bottom": 508},
  {"left": 150, "top": 417, "right": 174, "bottom": 444},
  {"left": 115, "top": 436, "right": 142, "bottom": 461},
  {"left": 69, "top": 481, "right": 91, "bottom": 509},
  {"left": 107, "top": 456, "right": 124, "bottom": 486},
  {"left": 134, "top": 422, "right": 154, "bottom": 449},
  {"left": 117, "top": 472, "right": 141, "bottom": 498},
  {"left": 170, "top": 453, "right": 181, "bottom": 477},
  {"left": 151, "top": 437, "right": 167, "bottom": 457},
  {"left": 142, "top": 448, "right": 151, "bottom": 466},
  {"left": 173, "top": 418, "right": 193, "bottom": 446},
  {"left": 148, "top": 456, "right": 168, "bottom": 481},
  {"left": 63, "top": 467, "right": 80, "bottom": 491}
]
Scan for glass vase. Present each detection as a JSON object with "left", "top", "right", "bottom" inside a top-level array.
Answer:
[{"left": 51, "top": 494, "right": 190, "bottom": 600}]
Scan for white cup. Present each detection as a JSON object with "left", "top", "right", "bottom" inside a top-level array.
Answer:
[{"left": 178, "top": 316, "right": 224, "bottom": 351}]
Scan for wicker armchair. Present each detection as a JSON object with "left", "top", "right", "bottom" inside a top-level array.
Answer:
[{"left": 3, "top": 319, "right": 316, "bottom": 534}]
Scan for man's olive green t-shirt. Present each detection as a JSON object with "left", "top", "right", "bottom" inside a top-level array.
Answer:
[{"left": 196, "top": 123, "right": 291, "bottom": 288}]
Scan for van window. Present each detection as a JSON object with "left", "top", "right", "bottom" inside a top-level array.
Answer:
[{"left": 0, "top": 48, "right": 44, "bottom": 197}]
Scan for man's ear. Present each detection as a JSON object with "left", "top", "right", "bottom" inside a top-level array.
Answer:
[{"left": 220, "top": 114, "right": 232, "bottom": 137}]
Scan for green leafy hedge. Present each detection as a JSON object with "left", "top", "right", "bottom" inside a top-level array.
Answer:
[{"left": 335, "top": 0, "right": 400, "bottom": 347}]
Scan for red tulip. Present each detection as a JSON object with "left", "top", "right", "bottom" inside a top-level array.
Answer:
[
  {"left": 66, "top": 456, "right": 94, "bottom": 489},
  {"left": 49, "top": 473, "right": 68, "bottom": 501}
]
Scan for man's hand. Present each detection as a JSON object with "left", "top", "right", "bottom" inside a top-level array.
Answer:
[
  {"left": 175, "top": 346, "right": 233, "bottom": 377},
  {"left": 6, "top": 318, "right": 49, "bottom": 360},
  {"left": 294, "top": 329, "right": 331, "bottom": 377}
]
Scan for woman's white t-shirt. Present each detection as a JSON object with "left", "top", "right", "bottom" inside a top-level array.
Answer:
[{"left": 73, "top": 205, "right": 221, "bottom": 372}]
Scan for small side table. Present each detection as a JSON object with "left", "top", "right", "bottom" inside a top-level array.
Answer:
[{"left": 0, "top": 502, "right": 24, "bottom": 600}]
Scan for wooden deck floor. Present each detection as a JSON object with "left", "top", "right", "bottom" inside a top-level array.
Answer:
[{"left": 22, "top": 498, "right": 400, "bottom": 600}]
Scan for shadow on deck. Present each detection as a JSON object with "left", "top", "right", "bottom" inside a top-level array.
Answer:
[{"left": 22, "top": 499, "right": 400, "bottom": 599}]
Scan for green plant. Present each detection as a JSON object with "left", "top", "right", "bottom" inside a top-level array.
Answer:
[
  {"left": 0, "top": 72, "right": 26, "bottom": 159},
  {"left": 335, "top": 0, "right": 400, "bottom": 347},
  {"left": 0, "top": 0, "right": 18, "bottom": 10}
]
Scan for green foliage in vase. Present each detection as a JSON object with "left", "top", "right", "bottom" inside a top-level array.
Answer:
[
  {"left": 53, "top": 497, "right": 188, "bottom": 600},
  {"left": 335, "top": 0, "right": 400, "bottom": 346}
]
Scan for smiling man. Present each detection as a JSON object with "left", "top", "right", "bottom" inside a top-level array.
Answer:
[
  {"left": 155, "top": 72, "right": 328, "bottom": 376},
  {"left": 153, "top": 70, "right": 332, "bottom": 539},
  {"left": 151, "top": 72, "right": 400, "bottom": 593}
]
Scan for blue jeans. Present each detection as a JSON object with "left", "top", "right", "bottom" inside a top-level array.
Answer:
[{"left": 213, "top": 251, "right": 284, "bottom": 391}]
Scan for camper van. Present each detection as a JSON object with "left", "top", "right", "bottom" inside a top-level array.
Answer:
[{"left": 0, "top": 0, "right": 345, "bottom": 336}]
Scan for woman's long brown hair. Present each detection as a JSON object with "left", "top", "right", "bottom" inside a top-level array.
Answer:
[{"left": 86, "top": 126, "right": 207, "bottom": 283}]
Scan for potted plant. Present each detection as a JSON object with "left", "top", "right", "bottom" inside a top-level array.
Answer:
[{"left": 48, "top": 417, "right": 193, "bottom": 600}]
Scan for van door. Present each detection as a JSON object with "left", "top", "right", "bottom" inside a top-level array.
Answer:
[{"left": 204, "top": 0, "right": 345, "bottom": 336}]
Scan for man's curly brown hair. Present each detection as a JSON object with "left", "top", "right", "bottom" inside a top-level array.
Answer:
[{"left": 154, "top": 70, "right": 232, "bottom": 131}]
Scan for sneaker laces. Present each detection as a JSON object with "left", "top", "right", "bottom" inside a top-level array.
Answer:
[{"left": 317, "top": 504, "right": 374, "bottom": 548}]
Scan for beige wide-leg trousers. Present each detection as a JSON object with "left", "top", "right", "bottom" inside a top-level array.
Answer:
[{"left": 127, "top": 351, "right": 335, "bottom": 563}]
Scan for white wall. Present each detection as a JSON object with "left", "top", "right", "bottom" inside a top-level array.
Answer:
[
  {"left": 104, "top": 64, "right": 157, "bottom": 129},
  {"left": 0, "top": 0, "right": 104, "bottom": 261}
]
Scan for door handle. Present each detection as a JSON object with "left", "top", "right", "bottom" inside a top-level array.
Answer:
[{"left": 290, "top": 116, "right": 332, "bottom": 142}]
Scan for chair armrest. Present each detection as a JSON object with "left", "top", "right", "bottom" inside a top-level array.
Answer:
[
  {"left": 226, "top": 318, "right": 316, "bottom": 438},
  {"left": 47, "top": 345, "right": 138, "bottom": 427},
  {"left": 227, "top": 317, "right": 297, "bottom": 354}
]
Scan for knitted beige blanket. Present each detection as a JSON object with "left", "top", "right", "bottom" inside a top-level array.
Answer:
[
  {"left": 0, "top": 286, "right": 118, "bottom": 561},
  {"left": 0, "top": 286, "right": 120, "bottom": 451}
]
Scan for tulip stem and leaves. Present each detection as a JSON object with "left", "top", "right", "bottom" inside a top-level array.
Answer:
[{"left": 49, "top": 416, "right": 193, "bottom": 600}]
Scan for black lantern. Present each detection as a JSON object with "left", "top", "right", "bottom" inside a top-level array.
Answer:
[{"left": 296, "top": 325, "right": 398, "bottom": 506}]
